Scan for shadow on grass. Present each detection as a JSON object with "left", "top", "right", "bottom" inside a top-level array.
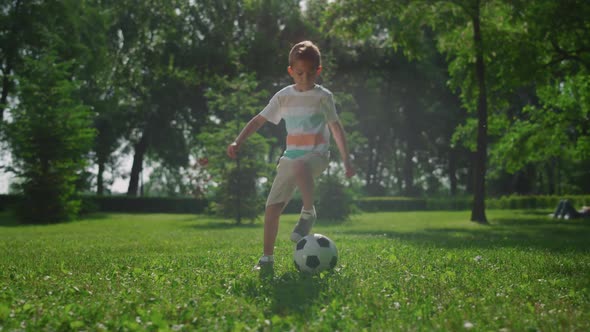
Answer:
[
  {"left": 342, "top": 217, "right": 590, "bottom": 253},
  {"left": 240, "top": 269, "right": 348, "bottom": 318},
  {"left": 267, "top": 271, "right": 324, "bottom": 316}
]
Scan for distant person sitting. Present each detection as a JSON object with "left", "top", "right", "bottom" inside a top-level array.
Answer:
[{"left": 552, "top": 200, "right": 590, "bottom": 219}]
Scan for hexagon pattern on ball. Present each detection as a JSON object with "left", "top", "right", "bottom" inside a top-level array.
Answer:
[{"left": 293, "top": 233, "right": 338, "bottom": 274}]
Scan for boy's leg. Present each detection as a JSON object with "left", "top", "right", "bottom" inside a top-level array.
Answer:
[
  {"left": 254, "top": 201, "right": 287, "bottom": 271},
  {"left": 255, "top": 157, "right": 295, "bottom": 271},
  {"left": 263, "top": 202, "right": 287, "bottom": 256},
  {"left": 290, "top": 154, "right": 329, "bottom": 242},
  {"left": 293, "top": 160, "right": 314, "bottom": 211}
]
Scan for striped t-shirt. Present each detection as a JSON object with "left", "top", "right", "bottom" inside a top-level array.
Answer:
[{"left": 260, "top": 84, "right": 340, "bottom": 159}]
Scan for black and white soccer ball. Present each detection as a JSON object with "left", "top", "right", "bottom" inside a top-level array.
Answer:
[{"left": 293, "top": 233, "right": 338, "bottom": 274}]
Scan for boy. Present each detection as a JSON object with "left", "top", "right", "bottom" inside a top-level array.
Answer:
[{"left": 226, "top": 40, "right": 355, "bottom": 270}]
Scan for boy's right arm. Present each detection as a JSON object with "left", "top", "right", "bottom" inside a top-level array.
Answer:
[{"left": 227, "top": 114, "right": 267, "bottom": 159}]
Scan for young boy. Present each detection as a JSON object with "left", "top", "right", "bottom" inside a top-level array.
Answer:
[{"left": 226, "top": 40, "right": 355, "bottom": 270}]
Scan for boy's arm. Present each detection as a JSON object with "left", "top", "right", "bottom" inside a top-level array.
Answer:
[
  {"left": 328, "top": 120, "right": 355, "bottom": 178},
  {"left": 227, "top": 114, "right": 267, "bottom": 159}
]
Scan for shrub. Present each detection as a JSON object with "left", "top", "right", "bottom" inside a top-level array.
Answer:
[
  {"left": 213, "top": 167, "right": 265, "bottom": 223},
  {"left": 316, "top": 174, "right": 357, "bottom": 222}
]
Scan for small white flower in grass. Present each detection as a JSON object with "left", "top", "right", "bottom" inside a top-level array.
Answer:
[
  {"left": 393, "top": 302, "right": 401, "bottom": 309},
  {"left": 474, "top": 255, "right": 482, "bottom": 262},
  {"left": 464, "top": 321, "right": 474, "bottom": 329}
]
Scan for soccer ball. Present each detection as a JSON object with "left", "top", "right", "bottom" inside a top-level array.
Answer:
[{"left": 293, "top": 233, "right": 338, "bottom": 274}]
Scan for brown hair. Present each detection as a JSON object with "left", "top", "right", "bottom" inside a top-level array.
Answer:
[{"left": 289, "top": 41, "right": 321, "bottom": 68}]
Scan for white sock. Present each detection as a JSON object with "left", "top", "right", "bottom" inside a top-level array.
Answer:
[
  {"left": 260, "top": 255, "right": 274, "bottom": 263},
  {"left": 301, "top": 206, "right": 316, "bottom": 219}
]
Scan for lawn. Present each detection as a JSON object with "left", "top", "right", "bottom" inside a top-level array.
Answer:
[{"left": 1, "top": 210, "right": 589, "bottom": 331}]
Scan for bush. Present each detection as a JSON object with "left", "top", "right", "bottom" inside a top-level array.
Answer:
[
  {"left": 212, "top": 167, "right": 265, "bottom": 223},
  {"left": 315, "top": 175, "right": 357, "bottom": 222},
  {"left": 0, "top": 194, "right": 21, "bottom": 212},
  {"left": 84, "top": 195, "right": 208, "bottom": 214},
  {"left": 357, "top": 195, "right": 590, "bottom": 212},
  {"left": 356, "top": 197, "right": 427, "bottom": 212}
]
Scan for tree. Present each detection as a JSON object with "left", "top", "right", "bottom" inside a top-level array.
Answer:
[
  {"left": 328, "top": 0, "right": 548, "bottom": 222},
  {"left": 6, "top": 53, "right": 95, "bottom": 223},
  {"left": 321, "top": 1, "right": 468, "bottom": 197},
  {"left": 200, "top": 73, "right": 271, "bottom": 224},
  {"left": 0, "top": 0, "right": 27, "bottom": 124},
  {"left": 2, "top": 0, "right": 117, "bottom": 222},
  {"left": 489, "top": 0, "right": 590, "bottom": 194}
]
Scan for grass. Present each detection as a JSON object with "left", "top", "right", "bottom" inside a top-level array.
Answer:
[{"left": 1, "top": 210, "right": 589, "bottom": 331}]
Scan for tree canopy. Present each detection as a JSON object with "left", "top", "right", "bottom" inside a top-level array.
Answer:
[{"left": 1, "top": 0, "right": 588, "bottom": 222}]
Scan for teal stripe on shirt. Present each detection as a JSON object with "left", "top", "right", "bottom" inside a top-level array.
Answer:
[
  {"left": 283, "top": 149, "right": 311, "bottom": 159},
  {"left": 284, "top": 113, "right": 325, "bottom": 132}
]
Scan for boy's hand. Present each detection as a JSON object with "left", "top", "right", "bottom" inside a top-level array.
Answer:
[{"left": 227, "top": 142, "right": 240, "bottom": 159}]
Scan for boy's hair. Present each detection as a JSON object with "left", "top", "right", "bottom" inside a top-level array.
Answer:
[{"left": 289, "top": 41, "right": 321, "bottom": 68}]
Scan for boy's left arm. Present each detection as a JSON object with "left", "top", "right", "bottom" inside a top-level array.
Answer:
[{"left": 328, "top": 121, "right": 355, "bottom": 178}]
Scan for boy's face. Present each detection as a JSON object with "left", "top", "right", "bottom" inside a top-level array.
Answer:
[{"left": 288, "top": 60, "right": 321, "bottom": 91}]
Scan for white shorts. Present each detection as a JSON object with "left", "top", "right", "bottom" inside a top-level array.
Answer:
[{"left": 266, "top": 152, "right": 329, "bottom": 207}]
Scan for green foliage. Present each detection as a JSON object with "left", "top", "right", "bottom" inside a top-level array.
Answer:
[
  {"left": 214, "top": 166, "right": 265, "bottom": 222},
  {"left": 1, "top": 0, "right": 589, "bottom": 213},
  {"left": 200, "top": 73, "right": 272, "bottom": 223},
  {"left": 5, "top": 53, "right": 95, "bottom": 223},
  {"left": 83, "top": 195, "right": 208, "bottom": 214},
  {"left": 316, "top": 174, "right": 357, "bottom": 221},
  {"left": 357, "top": 196, "right": 429, "bottom": 212},
  {"left": 1, "top": 211, "right": 589, "bottom": 330},
  {"left": 357, "top": 195, "right": 590, "bottom": 212},
  {"left": 200, "top": 124, "right": 270, "bottom": 223}
]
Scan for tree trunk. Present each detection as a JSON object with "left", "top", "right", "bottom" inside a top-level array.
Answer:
[
  {"left": 365, "top": 135, "right": 376, "bottom": 193},
  {"left": 547, "top": 159, "right": 556, "bottom": 195},
  {"left": 448, "top": 147, "right": 458, "bottom": 196},
  {"left": 97, "top": 155, "right": 105, "bottom": 195},
  {"left": 0, "top": 0, "right": 22, "bottom": 122},
  {"left": 403, "top": 142, "right": 416, "bottom": 196},
  {"left": 470, "top": 3, "right": 488, "bottom": 224},
  {"left": 127, "top": 133, "right": 148, "bottom": 196},
  {"left": 392, "top": 138, "right": 403, "bottom": 194},
  {"left": 1, "top": 64, "right": 11, "bottom": 122}
]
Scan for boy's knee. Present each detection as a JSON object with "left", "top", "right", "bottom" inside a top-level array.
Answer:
[{"left": 265, "top": 202, "right": 286, "bottom": 215}]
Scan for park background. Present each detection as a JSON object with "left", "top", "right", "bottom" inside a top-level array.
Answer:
[
  {"left": 0, "top": 1, "right": 589, "bottom": 330},
  {"left": 0, "top": 0, "right": 589, "bottom": 224}
]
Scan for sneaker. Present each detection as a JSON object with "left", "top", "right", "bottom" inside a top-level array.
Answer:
[
  {"left": 290, "top": 208, "right": 316, "bottom": 243},
  {"left": 252, "top": 257, "right": 274, "bottom": 271}
]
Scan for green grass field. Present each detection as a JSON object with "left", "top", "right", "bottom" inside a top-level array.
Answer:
[{"left": 1, "top": 210, "right": 589, "bottom": 331}]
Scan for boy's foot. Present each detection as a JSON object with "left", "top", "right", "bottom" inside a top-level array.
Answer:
[
  {"left": 252, "top": 256, "right": 274, "bottom": 271},
  {"left": 290, "top": 208, "right": 316, "bottom": 243}
]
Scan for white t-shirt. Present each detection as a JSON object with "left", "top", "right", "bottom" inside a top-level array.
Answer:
[{"left": 260, "top": 84, "right": 339, "bottom": 159}]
